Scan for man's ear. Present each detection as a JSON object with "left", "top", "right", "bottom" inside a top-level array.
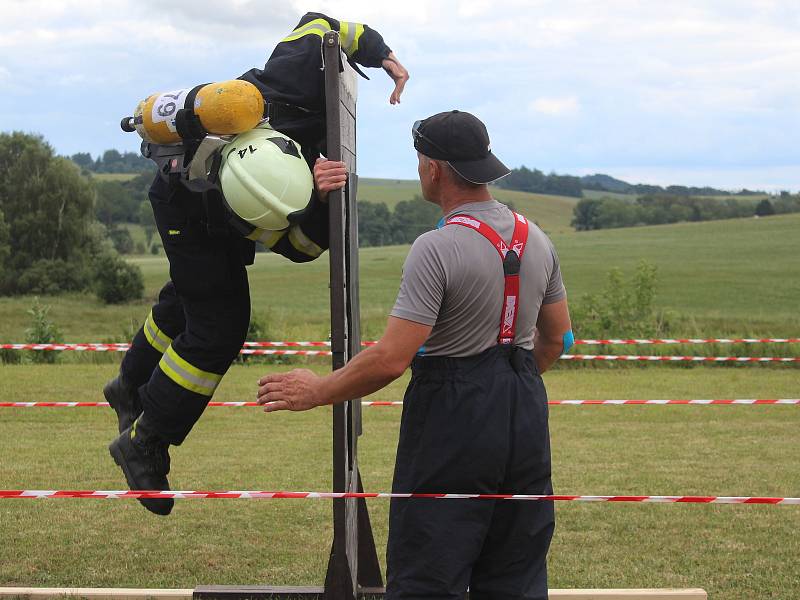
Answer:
[{"left": 429, "top": 159, "right": 441, "bottom": 183}]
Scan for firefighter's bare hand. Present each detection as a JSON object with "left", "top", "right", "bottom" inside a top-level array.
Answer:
[
  {"left": 257, "top": 369, "right": 326, "bottom": 412},
  {"left": 382, "top": 52, "right": 409, "bottom": 105},
  {"left": 313, "top": 158, "right": 347, "bottom": 202}
]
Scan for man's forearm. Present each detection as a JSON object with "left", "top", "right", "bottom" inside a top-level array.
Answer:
[
  {"left": 319, "top": 344, "right": 406, "bottom": 406},
  {"left": 533, "top": 339, "right": 563, "bottom": 374}
]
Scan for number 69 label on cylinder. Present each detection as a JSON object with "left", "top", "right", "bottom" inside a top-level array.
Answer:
[{"left": 151, "top": 89, "right": 189, "bottom": 132}]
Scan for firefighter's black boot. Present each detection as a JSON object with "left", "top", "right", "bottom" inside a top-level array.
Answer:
[
  {"left": 109, "top": 414, "right": 174, "bottom": 516},
  {"left": 104, "top": 374, "right": 142, "bottom": 433}
]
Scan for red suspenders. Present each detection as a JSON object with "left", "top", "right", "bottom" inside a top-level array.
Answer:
[{"left": 445, "top": 212, "right": 530, "bottom": 345}]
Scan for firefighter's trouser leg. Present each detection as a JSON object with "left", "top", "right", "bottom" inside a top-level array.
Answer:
[
  {"left": 120, "top": 281, "right": 186, "bottom": 388},
  {"left": 137, "top": 179, "right": 251, "bottom": 445},
  {"left": 386, "top": 346, "right": 554, "bottom": 600}
]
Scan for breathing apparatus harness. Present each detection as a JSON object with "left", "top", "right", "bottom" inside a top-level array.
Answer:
[{"left": 140, "top": 95, "right": 319, "bottom": 239}]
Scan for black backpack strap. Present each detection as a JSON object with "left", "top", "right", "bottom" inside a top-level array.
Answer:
[{"left": 175, "top": 83, "right": 211, "bottom": 141}]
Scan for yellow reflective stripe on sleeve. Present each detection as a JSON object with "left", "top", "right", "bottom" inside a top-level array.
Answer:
[
  {"left": 288, "top": 226, "right": 324, "bottom": 258},
  {"left": 143, "top": 310, "right": 172, "bottom": 354},
  {"left": 350, "top": 23, "right": 365, "bottom": 56},
  {"left": 282, "top": 18, "right": 332, "bottom": 43},
  {"left": 159, "top": 345, "right": 223, "bottom": 397},
  {"left": 339, "top": 22, "right": 365, "bottom": 56},
  {"left": 246, "top": 227, "right": 285, "bottom": 248}
]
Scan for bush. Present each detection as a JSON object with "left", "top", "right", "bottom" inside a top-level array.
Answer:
[
  {"left": 24, "top": 298, "right": 63, "bottom": 364},
  {"left": 92, "top": 250, "right": 144, "bottom": 304},
  {"left": 570, "top": 260, "right": 672, "bottom": 338},
  {"left": 108, "top": 226, "right": 135, "bottom": 254},
  {"left": 16, "top": 258, "right": 91, "bottom": 295}
]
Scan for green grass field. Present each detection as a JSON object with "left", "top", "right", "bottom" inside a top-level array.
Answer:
[
  {"left": 1, "top": 213, "right": 798, "bottom": 342},
  {"left": 1, "top": 188, "right": 798, "bottom": 596},
  {"left": 91, "top": 173, "right": 140, "bottom": 182},
  {"left": 0, "top": 365, "right": 798, "bottom": 597}
]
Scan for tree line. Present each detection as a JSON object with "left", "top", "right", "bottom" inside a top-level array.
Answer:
[
  {"left": 571, "top": 194, "right": 800, "bottom": 231},
  {"left": 495, "top": 166, "right": 583, "bottom": 197},
  {"left": 357, "top": 197, "right": 442, "bottom": 247},
  {"left": 580, "top": 173, "right": 766, "bottom": 197},
  {"left": 498, "top": 169, "right": 769, "bottom": 199},
  {"left": 70, "top": 149, "right": 153, "bottom": 174}
]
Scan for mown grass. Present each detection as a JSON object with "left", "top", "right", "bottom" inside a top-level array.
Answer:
[
  {"left": 0, "top": 364, "right": 798, "bottom": 597},
  {"left": 1, "top": 213, "right": 798, "bottom": 343},
  {"left": 91, "top": 173, "right": 140, "bottom": 182}
]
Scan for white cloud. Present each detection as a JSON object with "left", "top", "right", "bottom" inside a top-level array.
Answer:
[{"left": 530, "top": 96, "right": 581, "bottom": 116}]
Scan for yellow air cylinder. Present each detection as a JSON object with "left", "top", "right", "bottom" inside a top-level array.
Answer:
[{"left": 122, "top": 80, "right": 264, "bottom": 144}]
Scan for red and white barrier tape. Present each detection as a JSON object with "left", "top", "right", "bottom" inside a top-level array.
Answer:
[
  {"left": 0, "top": 490, "right": 797, "bottom": 504},
  {"left": 1, "top": 399, "right": 798, "bottom": 409},
  {"left": 574, "top": 338, "right": 800, "bottom": 345},
  {"left": 241, "top": 339, "right": 800, "bottom": 347},
  {"left": 561, "top": 355, "right": 800, "bottom": 363},
  {"left": 3, "top": 344, "right": 798, "bottom": 362},
  {"left": 3, "top": 337, "right": 799, "bottom": 354},
  {"left": 1, "top": 343, "right": 130, "bottom": 352}
]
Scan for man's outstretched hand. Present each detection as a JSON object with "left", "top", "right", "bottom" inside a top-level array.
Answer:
[
  {"left": 257, "top": 369, "right": 326, "bottom": 412},
  {"left": 382, "top": 52, "right": 409, "bottom": 105},
  {"left": 313, "top": 158, "right": 347, "bottom": 202}
]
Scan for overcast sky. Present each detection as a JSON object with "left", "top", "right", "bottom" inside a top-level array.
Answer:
[{"left": 1, "top": 0, "right": 798, "bottom": 190}]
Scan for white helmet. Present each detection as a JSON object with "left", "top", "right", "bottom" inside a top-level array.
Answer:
[{"left": 219, "top": 124, "right": 314, "bottom": 231}]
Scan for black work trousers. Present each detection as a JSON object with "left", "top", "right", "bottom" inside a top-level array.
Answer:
[
  {"left": 120, "top": 177, "right": 251, "bottom": 445},
  {"left": 386, "top": 346, "right": 554, "bottom": 600}
]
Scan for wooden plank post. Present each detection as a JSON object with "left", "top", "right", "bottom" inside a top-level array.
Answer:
[{"left": 322, "top": 30, "right": 383, "bottom": 600}]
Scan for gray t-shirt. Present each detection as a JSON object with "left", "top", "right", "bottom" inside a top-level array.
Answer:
[{"left": 391, "top": 199, "right": 566, "bottom": 357}]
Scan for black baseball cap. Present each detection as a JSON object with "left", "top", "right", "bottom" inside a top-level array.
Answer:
[{"left": 412, "top": 110, "right": 511, "bottom": 184}]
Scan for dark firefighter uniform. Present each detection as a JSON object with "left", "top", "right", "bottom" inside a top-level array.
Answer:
[{"left": 119, "top": 13, "right": 392, "bottom": 445}]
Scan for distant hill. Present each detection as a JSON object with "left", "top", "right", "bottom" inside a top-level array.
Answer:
[{"left": 579, "top": 172, "right": 766, "bottom": 197}]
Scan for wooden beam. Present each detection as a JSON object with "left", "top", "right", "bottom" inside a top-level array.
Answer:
[
  {"left": 0, "top": 587, "right": 707, "bottom": 600},
  {"left": 547, "top": 590, "right": 707, "bottom": 600},
  {"left": 0, "top": 588, "right": 194, "bottom": 600}
]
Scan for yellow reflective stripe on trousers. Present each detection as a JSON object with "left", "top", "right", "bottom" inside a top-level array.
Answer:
[
  {"left": 246, "top": 227, "right": 285, "bottom": 248},
  {"left": 288, "top": 226, "right": 324, "bottom": 258},
  {"left": 159, "top": 345, "right": 222, "bottom": 397},
  {"left": 282, "top": 18, "right": 332, "bottom": 43},
  {"left": 339, "top": 22, "right": 364, "bottom": 56},
  {"left": 143, "top": 310, "right": 172, "bottom": 354}
]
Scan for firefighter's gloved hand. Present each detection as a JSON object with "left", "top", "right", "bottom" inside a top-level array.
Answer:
[
  {"left": 382, "top": 52, "right": 409, "bottom": 105},
  {"left": 313, "top": 158, "right": 347, "bottom": 203}
]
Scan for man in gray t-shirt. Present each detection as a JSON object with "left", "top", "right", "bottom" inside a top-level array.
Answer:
[
  {"left": 393, "top": 198, "right": 566, "bottom": 357},
  {"left": 257, "top": 110, "right": 572, "bottom": 600}
]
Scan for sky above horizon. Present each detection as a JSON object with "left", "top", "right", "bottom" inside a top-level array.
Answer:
[{"left": 1, "top": 0, "right": 798, "bottom": 191}]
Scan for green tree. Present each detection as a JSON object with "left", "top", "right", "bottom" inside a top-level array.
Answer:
[
  {"left": 0, "top": 209, "right": 9, "bottom": 285},
  {"left": 137, "top": 198, "right": 157, "bottom": 247},
  {"left": 391, "top": 196, "right": 440, "bottom": 244},
  {"left": 755, "top": 199, "right": 775, "bottom": 217},
  {"left": 92, "top": 242, "right": 144, "bottom": 304},
  {"left": 571, "top": 198, "right": 603, "bottom": 231},
  {"left": 0, "top": 132, "right": 97, "bottom": 294},
  {"left": 357, "top": 201, "right": 394, "bottom": 247},
  {"left": 70, "top": 152, "right": 93, "bottom": 170}
]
